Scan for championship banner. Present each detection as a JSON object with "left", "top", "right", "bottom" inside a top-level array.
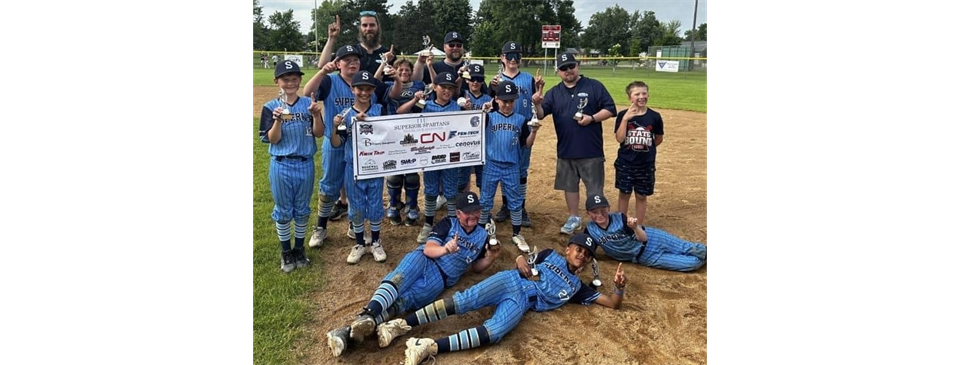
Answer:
[{"left": 351, "top": 110, "right": 486, "bottom": 180}]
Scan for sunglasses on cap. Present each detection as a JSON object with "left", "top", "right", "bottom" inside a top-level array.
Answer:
[
  {"left": 504, "top": 53, "right": 521, "bottom": 61},
  {"left": 558, "top": 63, "right": 576, "bottom": 72},
  {"left": 468, "top": 77, "right": 484, "bottom": 83},
  {"left": 359, "top": 10, "right": 376, "bottom": 16}
]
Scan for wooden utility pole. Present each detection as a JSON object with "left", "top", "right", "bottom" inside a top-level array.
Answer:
[{"left": 690, "top": 0, "right": 698, "bottom": 71}]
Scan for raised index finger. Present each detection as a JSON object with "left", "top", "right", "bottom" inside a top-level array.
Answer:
[
  {"left": 335, "top": 14, "right": 340, "bottom": 27},
  {"left": 617, "top": 262, "right": 623, "bottom": 273},
  {"left": 535, "top": 68, "right": 541, "bottom": 78}
]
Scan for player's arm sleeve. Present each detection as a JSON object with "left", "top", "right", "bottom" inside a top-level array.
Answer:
[
  {"left": 534, "top": 249, "right": 554, "bottom": 264},
  {"left": 259, "top": 105, "right": 276, "bottom": 143},
  {"left": 618, "top": 214, "right": 634, "bottom": 236},
  {"left": 519, "top": 122, "right": 531, "bottom": 147},
  {"left": 540, "top": 90, "right": 553, "bottom": 116},
  {"left": 426, "top": 218, "right": 453, "bottom": 245},
  {"left": 571, "top": 284, "right": 602, "bottom": 305},
  {"left": 654, "top": 113, "right": 665, "bottom": 136},
  {"left": 315, "top": 75, "right": 333, "bottom": 101}
]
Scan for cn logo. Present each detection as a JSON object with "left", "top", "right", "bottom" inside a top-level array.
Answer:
[{"left": 419, "top": 132, "right": 447, "bottom": 143}]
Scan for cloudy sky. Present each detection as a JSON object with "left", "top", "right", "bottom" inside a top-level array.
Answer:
[{"left": 258, "top": 0, "right": 707, "bottom": 38}]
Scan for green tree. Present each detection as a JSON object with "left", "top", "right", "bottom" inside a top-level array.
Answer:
[
  {"left": 683, "top": 23, "right": 707, "bottom": 41},
  {"left": 655, "top": 19, "right": 683, "bottom": 46},
  {"left": 253, "top": 0, "right": 270, "bottom": 50},
  {"left": 580, "top": 5, "right": 634, "bottom": 56},
  {"left": 308, "top": 0, "right": 347, "bottom": 51},
  {"left": 394, "top": 0, "right": 436, "bottom": 55},
  {"left": 472, "top": 0, "right": 582, "bottom": 58},
  {"left": 268, "top": 10, "right": 306, "bottom": 51},
  {"left": 424, "top": 0, "right": 473, "bottom": 49},
  {"left": 631, "top": 10, "right": 662, "bottom": 54}
]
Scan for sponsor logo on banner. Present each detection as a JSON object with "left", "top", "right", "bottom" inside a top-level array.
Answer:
[
  {"left": 419, "top": 132, "right": 447, "bottom": 144},
  {"left": 449, "top": 152, "right": 461, "bottom": 162},
  {"left": 361, "top": 159, "right": 378, "bottom": 172},
  {"left": 400, "top": 134, "right": 418, "bottom": 146},
  {"left": 463, "top": 151, "right": 481, "bottom": 160},
  {"left": 419, "top": 157, "right": 429, "bottom": 166},
  {"left": 359, "top": 124, "right": 374, "bottom": 135},
  {"left": 359, "top": 150, "right": 384, "bottom": 156},
  {"left": 470, "top": 116, "right": 481, "bottom": 127},
  {"left": 383, "top": 160, "right": 397, "bottom": 170},
  {"left": 401, "top": 158, "right": 417, "bottom": 166},
  {"left": 431, "top": 155, "right": 447, "bottom": 164},
  {"left": 456, "top": 140, "right": 480, "bottom": 147},
  {"left": 448, "top": 130, "right": 458, "bottom": 139},
  {"left": 363, "top": 138, "right": 396, "bottom": 146},
  {"left": 411, "top": 146, "right": 435, "bottom": 155}
]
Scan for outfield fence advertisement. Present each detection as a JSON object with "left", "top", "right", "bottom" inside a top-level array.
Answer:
[{"left": 351, "top": 110, "right": 486, "bottom": 180}]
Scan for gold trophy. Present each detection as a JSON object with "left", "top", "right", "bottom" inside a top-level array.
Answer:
[
  {"left": 278, "top": 90, "right": 293, "bottom": 120},
  {"left": 573, "top": 97, "right": 588, "bottom": 121},
  {"left": 416, "top": 85, "right": 434, "bottom": 108}
]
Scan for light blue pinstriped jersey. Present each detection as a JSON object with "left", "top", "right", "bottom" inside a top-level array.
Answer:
[
  {"left": 465, "top": 91, "right": 492, "bottom": 111},
  {"left": 317, "top": 74, "right": 355, "bottom": 143},
  {"left": 424, "top": 217, "right": 489, "bottom": 288},
  {"left": 529, "top": 249, "right": 600, "bottom": 311},
  {"left": 260, "top": 96, "right": 317, "bottom": 157},
  {"left": 419, "top": 99, "right": 461, "bottom": 113},
  {"left": 340, "top": 104, "right": 384, "bottom": 166},
  {"left": 585, "top": 212, "right": 643, "bottom": 262},
  {"left": 485, "top": 111, "right": 525, "bottom": 164},
  {"left": 502, "top": 72, "right": 535, "bottom": 121}
]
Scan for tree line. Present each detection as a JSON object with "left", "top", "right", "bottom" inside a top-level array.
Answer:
[{"left": 254, "top": 0, "right": 706, "bottom": 57}]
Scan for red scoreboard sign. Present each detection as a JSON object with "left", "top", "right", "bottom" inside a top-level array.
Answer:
[{"left": 542, "top": 25, "right": 561, "bottom": 42}]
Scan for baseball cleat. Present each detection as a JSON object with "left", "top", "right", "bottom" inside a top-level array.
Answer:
[
  {"left": 416, "top": 223, "right": 433, "bottom": 244},
  {"left": 308, "top": 227, "right": 327, "bottom": 248},
  {"left": 512, "top": 234, "right": 530, "bottom": 253},
  {"left": 404, "top": 337, "right": 438, "bottom": 365},
  {"left": 405, "top": 206, "right": 420, "bottom": 226},
  {"left": 347, "top": 244, "right": 368, "bottom": 264},
  {"left": 377, "top": 318, "right": 412, "bottom": 348},
  {"left": 330, "top": 201, "right": 348, "bottom": 221},
  {"left": 292, "top": 247, "right": 310, "bottom": 268},
  {"left": 521, "top": 209, "right": 532, "bottom": 227},
  {"left": 280, "top": 250, "right": 296, "bottom": 273},
  {"left": 493, "top": 205, "right": 509, "bottom": 222},
  {"left": 371, "top": 240, "right": 387, "bottom": 262},
  {"left": 350, "top": 314, "right": 376, "bottom": 342},
  {"left": 560, "top": 216, "right": 582, "bottom": 235},
  {"left": 327, "top": 326, "right": 350, "bottom": 357},
  {"left": 387, "top": 205, "right": 402, "bottom": 225}
]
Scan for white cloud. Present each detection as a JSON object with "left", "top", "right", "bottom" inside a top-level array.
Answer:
[{"left": 258, "top": 0, "right": 707, "bottom": 40}]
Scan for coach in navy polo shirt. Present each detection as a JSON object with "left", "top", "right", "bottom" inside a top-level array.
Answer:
[{"left": 534, "top": 52, "right": 617, "bottom": 235}]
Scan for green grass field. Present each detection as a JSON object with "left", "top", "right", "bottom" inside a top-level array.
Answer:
[
  {"left": 253, "top": 64, "right": 706, "bottom": 113},
  {"left": 252, "top": 64, "right": 706, "bottom": 365}
]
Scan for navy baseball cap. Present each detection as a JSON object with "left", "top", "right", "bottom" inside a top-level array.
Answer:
[
  {"left": 501, "top": 41, "right": 521, "bottom": 55},
  {"left": 352, "top": 70, "right": 376, "bottom": 87},
  {"left": 495, "top": 80, "right": 519, "bottom": 100},
  {"left": 444, "top": 31, "right": 464, "bottom": 44},
  {"left": 585, "top": 194, "right": 610, "bottom": 211},
  {"left": 468, "top": 64, "right": 484, "bottom": 78},
  {"left": 335, "top": 45, "right": 362, "bottom": 61},
  {"left": 556, "top": 52, "right": 578, "bottom": 69},
  {"left": 455, "top": 192, "right": 481, "bottom": 213},
  {"left": 274, "top": 59, "right": 305, "bottom": 78},
  {"left": 434, "top": 72, "right": 457, "bottom": 86},
  {"left": 568, "top": 233, "right": 597, "bottom": 258}
]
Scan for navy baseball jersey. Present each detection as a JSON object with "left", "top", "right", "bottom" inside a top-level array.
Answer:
[
  {"left": 614, "top": 108, "right": 664, "bottom": 165},
  {"left": 425, "top": 60, "right": 469, "bottom": 95},
  {"left": 386, "top": 80, "right": 426, "bottom": 115},
  {"left": 526, "top": 249, "right": 601, "bottom": 311},
  {"left": 358, "top": 44, "right": 396, "bottom": 83},
  {"left": 540, "top": 76, "right": 617, "bottom": 159}
]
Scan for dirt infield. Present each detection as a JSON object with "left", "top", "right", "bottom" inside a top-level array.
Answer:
[{"left": 254, "top": 86, "right": 706, "bottom": 365}]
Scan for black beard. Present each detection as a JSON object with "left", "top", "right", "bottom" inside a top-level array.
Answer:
[{"left": 360, "top": 32, "right": 380, "bottom": 48}]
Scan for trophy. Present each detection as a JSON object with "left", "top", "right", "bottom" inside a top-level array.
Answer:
[
  {"left": 416, "top": 85, "right": 434, "bottom": 108},
  {"left": 336, "top": 107, "right": 350, "bottom": 131},
  {"left": 528, "top": 104, "right": 541, "bottom": 127},
  {"left": 460, "top": 57, "right": 471, "bottom": 79},
  {"left": 485, "top": 222, "right": 498, "bottom": 247},
  {"left": 419, "top": 35, "right": 432, "bottom": 56},
  {"left": 278, "top": 90, "right": 293, "bottom": 120},
  {"left": 528, "top": 246, "right": 539, "bottom": 276},
  {"left": 380, "top": 53, "right": 394, "bottom": 76},
  {"left": 590, "top": 258, "right": 602, "bottom": 287},
  {"left": 573, "top": 97, "right": 588, "bottom": 121},
  {"left": 492, "top": 63, "right": 503, "bottom": 84}
]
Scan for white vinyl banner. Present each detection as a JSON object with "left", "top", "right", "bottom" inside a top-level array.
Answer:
[
  {"left": 283, "top": 54, "right": 303, "bottom": 67},
  {"left": 655, "top": 60, "right": 680, "bottom": 72},
  {"left": 351, "top": 110, "right": 486, "bottom": 180}
]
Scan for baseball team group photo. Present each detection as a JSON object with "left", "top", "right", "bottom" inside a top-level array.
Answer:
[{"left": 253, "top": 1, "right": 707, "bottom": 364}]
